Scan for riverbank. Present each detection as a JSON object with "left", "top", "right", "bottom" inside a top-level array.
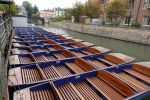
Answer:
[{"left": 50, "top": 22, "right": 150, "bottom": 45}]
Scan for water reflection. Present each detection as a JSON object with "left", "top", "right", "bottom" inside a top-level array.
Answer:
[{"left": 45, "top": 27, "right": 150, "bottom": 62}]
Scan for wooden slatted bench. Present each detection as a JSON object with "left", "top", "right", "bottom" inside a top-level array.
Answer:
[
  {"left": 74, "top": 82, "right": 102, "bottom": 100},
  {"left": 86, "top": 70, "right": 134, "bottom": 100},
  {"left": 42, "top": 66, "right": 61, "bottom": 79}
]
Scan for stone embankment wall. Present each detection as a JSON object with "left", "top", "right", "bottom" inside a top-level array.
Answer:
[{"left": 56, "top": 22, "right": 150, "bottom": 45}]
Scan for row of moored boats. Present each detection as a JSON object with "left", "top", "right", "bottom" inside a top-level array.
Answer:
[{"left": 8, "top": 27, "right": 150, "bottom": 100}]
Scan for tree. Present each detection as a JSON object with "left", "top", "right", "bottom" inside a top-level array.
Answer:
[
  {"left": 0, "top": 3, "right": 19, "bottom": 15},
  {"left": 33, "top": 5, "right": 39, "bottom": 14},
  {"left": 104, "top": 0, "right": 128, "bottom": 25},
  {"left": 71, "top": 2, "right": 84, "bottom": 22},
  {"left": 84, "top": 0, "right": 101, "bottom": 19},
  {"left": 64, "top": 8, "right": 73, "bottom": 20},
  {"left": 22, "top": 1, "right": 33, "bottom": 17}
]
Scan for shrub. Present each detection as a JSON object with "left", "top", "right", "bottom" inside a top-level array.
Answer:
[
  {"left": 131, "top": 22, "right": 141, "bottom": 28},
  {"left": 54, "top": 15, "right": 66, "bottom": 22}
]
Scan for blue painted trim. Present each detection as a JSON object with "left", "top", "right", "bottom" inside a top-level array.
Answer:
[
  {"left": 53, "top": 70, "right": 97, "bottom": 87},
  {"left": 125, "top": 89, "right": 150, "bottom": 100},
  {"left": 105, "top": 63, "right": 132, "bottom": 73}
]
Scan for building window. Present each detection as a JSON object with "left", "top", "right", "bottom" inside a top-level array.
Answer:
[
  {"left": 144, "top": 0, "right": 150, "bottom": 8},
  {"left": 144, "top": 16, "right": 150, "bottom": 25},
  {"left": 101, "top": 0, "right": 105, "bottom": 4},
  {"left": 130, "top": 0, "right": 135, "bottom": 8}
]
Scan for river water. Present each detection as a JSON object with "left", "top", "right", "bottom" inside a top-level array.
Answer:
[{"left": 44, "top": 26, "right": 150, "bottom": 62}]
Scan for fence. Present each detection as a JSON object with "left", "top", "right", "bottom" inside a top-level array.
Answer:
[{"left": 0, "top": 17, "right": 13, "bottom": 100}]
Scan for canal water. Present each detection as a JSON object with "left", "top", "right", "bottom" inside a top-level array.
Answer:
[{"left": 44, "top": 26, "right": 150, "bottom": 62}]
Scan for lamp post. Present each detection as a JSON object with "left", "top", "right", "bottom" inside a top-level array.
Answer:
[
  {"left": 102, "top": 0, "right": 106, "bottom": 25},
  {"left": 128, "top": 0, "right": 132, "bottom": 27}
]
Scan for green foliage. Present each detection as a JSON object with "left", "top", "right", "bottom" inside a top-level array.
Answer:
[
  {"left": 22, "top": 1, "right": 39, "bottom": 17},
  {"left": 105, "top": 0, "right": 128, "bottom": 25},
  {"left": 64, "top": 8, "right": 73, "bottom": 20},
  {"left": 84, "top": 1, "right": 101, "bottom": 19},
  {"left": 72, "top": 2, "right": 84, "bottom": 22},
  {"left": 23, "top": 1, "right": 33, "bottom": 17},
  {"left": 131, "top": 22, "right": 141, "bottom": 28},
  {"left": 33, "top": 5, "right": 39, "bottom": 14},
  {"left": 0, "top": 3, "right": 19, "bottom": 15},
  {"left": 54, "top": 15, "right": 66, "bottom": 22},
  {"left": 64, "top": 0, "right": 101, "bottom": 23}
]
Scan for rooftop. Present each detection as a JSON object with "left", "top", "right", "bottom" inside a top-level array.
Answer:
[
  {"left": 0, "top": 0, "right": 13, "bottom": 4},
  {"left": 54, "top": 7, "right": 64, "bottom": 11}
]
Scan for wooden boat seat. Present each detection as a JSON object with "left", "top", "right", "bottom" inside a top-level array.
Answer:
[
  {"left": 22, "top": 68, "right": 43, "bottom": 83},
  {"left": 54, "top": 53, "right": 66, "bottom": 59},
  {"left": 14, "top": 88, "right": 55, "bottom": 100},
  {"left": 47, "top": 47, "right": 56, "bottom": 51},
  {"left": 9, "top": 55, "right": 20, "bottom": 65},
  {"left": 8, "top": 67, "right": 44, "bottom": 85},
  {"left": 78, "top": 42, "right": 94, "bottom": 47},
  {"left": 104, "top": 53, "right": 135, "bottom": 64},
  {"left": 42, "top": 66, "right": 60, "bottom": 79},
  {"left": 48, "top": 45, "right": 64, "bottom": 51},
  {"left": 81, "top": 51, "right": 93, "bottom": 55},
  {"left": 64, "top": 45, "right": 73, "bottom": 49},
  {"left": 30, "top": 89, "right": 54, "bottom": 100},
  {"left": 34, "top": 55, "right": 48, "bottom": 62},
  {"left": 19, "top": 56, "right": 35, "bottom": 64},
  {"left": 32, "top": 49, "right": 42, "bottom": 52},
  {"left": 75, "top": 58, "right": 94, "bottom": 72},
  {"left": 86, "top": 70, "right": 134, "bottom": 99},
  {"left": 73, "top": 46, "right": 110, "bottom": 56},
  {"left": 41, "top": 48, "right": 49, "bottom": 52},
  {"left": 124, "top": 69, "right": 150, "bottom": 84},
  {"left": 113, "top": 72, "right": 149, "bottom": 92},
  {"left": 71, "top": 45, "right": 79, "bottom": 48},
  {"left": 132, "top": 62, "right": 150, "bottom": 77},
  {"left": 19, "top": 49, "right": 30, "bottom": 54},
  {"left": 55, "top": 65, "right": 72, "bottom": 76},
  {"left": 88, "top": 60, "right": 107, "bottom": 69},
  {"left": 87, "top": 77, "right": 124, "bottom": 100},
  {"left": 74, "top": 82, "right": 102, "bottom": 100},
  {"left": 57, "top": 83, "right": 85, "bottom": 100},
  {"left": 13, "top": 43, "right": 22, "bottom": 47},
  {"left": 97, "top": 58, "right": 116, "bottom": 66},
  {"left": 61, "top": 50, "right": 75, "bottom": 58},
  {"left": 47, "top": 40, "right": 57, "bottom": 45},
  {"left": 65, "top": 63, "right": 85, "bottom": 73},
  {"left": 90, "top": 46, "right": 110, "bottom": 54},
  {"left": 67, "top": 38, "right": 83, "bottom": 42},
  {"left": 45, "top": 55, "right": 56, "bottom": 60},
  {"left": 73, "top": 52, "right": 86, "bottom": 57}
]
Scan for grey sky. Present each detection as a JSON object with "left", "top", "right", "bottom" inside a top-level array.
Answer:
[{"left": 14, "top": 0, "right": 86, "bottom": 10}]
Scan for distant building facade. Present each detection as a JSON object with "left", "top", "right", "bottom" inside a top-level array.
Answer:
[
  {"left": 40, "top": 10, "right": 55, "bottom": 23},
  {"left": 18, "top": 6, "right": 27, "bottom": 16},
  {"left": 89, "top": 0, "right": 150, "bottom": 26},
  {"left": 53, "top": 7, "right": 64, "bottom": 17},
  {"left": 122, "top": 0, "right": 150, "bottom": 26}
]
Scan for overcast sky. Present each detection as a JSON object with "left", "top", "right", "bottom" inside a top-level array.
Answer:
[{"left": 14, "top": 0, "right": 86, "bottom": 10}]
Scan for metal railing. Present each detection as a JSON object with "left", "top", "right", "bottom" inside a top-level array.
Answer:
[{"left": 0, "top": 17, "right": 13, "bottom": 100}]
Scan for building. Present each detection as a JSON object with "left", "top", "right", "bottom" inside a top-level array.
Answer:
[
  {"left": 89, "top": 0, "right": 150, "bottom": 26},
  {"left": 53, "top": 7, "right": 64, "bottom": 18},
  {"left": 40, "top": 9, "right": 55, "bottom": 23},
  {"left": 17, "top": 5, "right": 27, "bottom": 16},
  {"left": 120, "top": 0, "right": 150, "bottom": 26}
]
